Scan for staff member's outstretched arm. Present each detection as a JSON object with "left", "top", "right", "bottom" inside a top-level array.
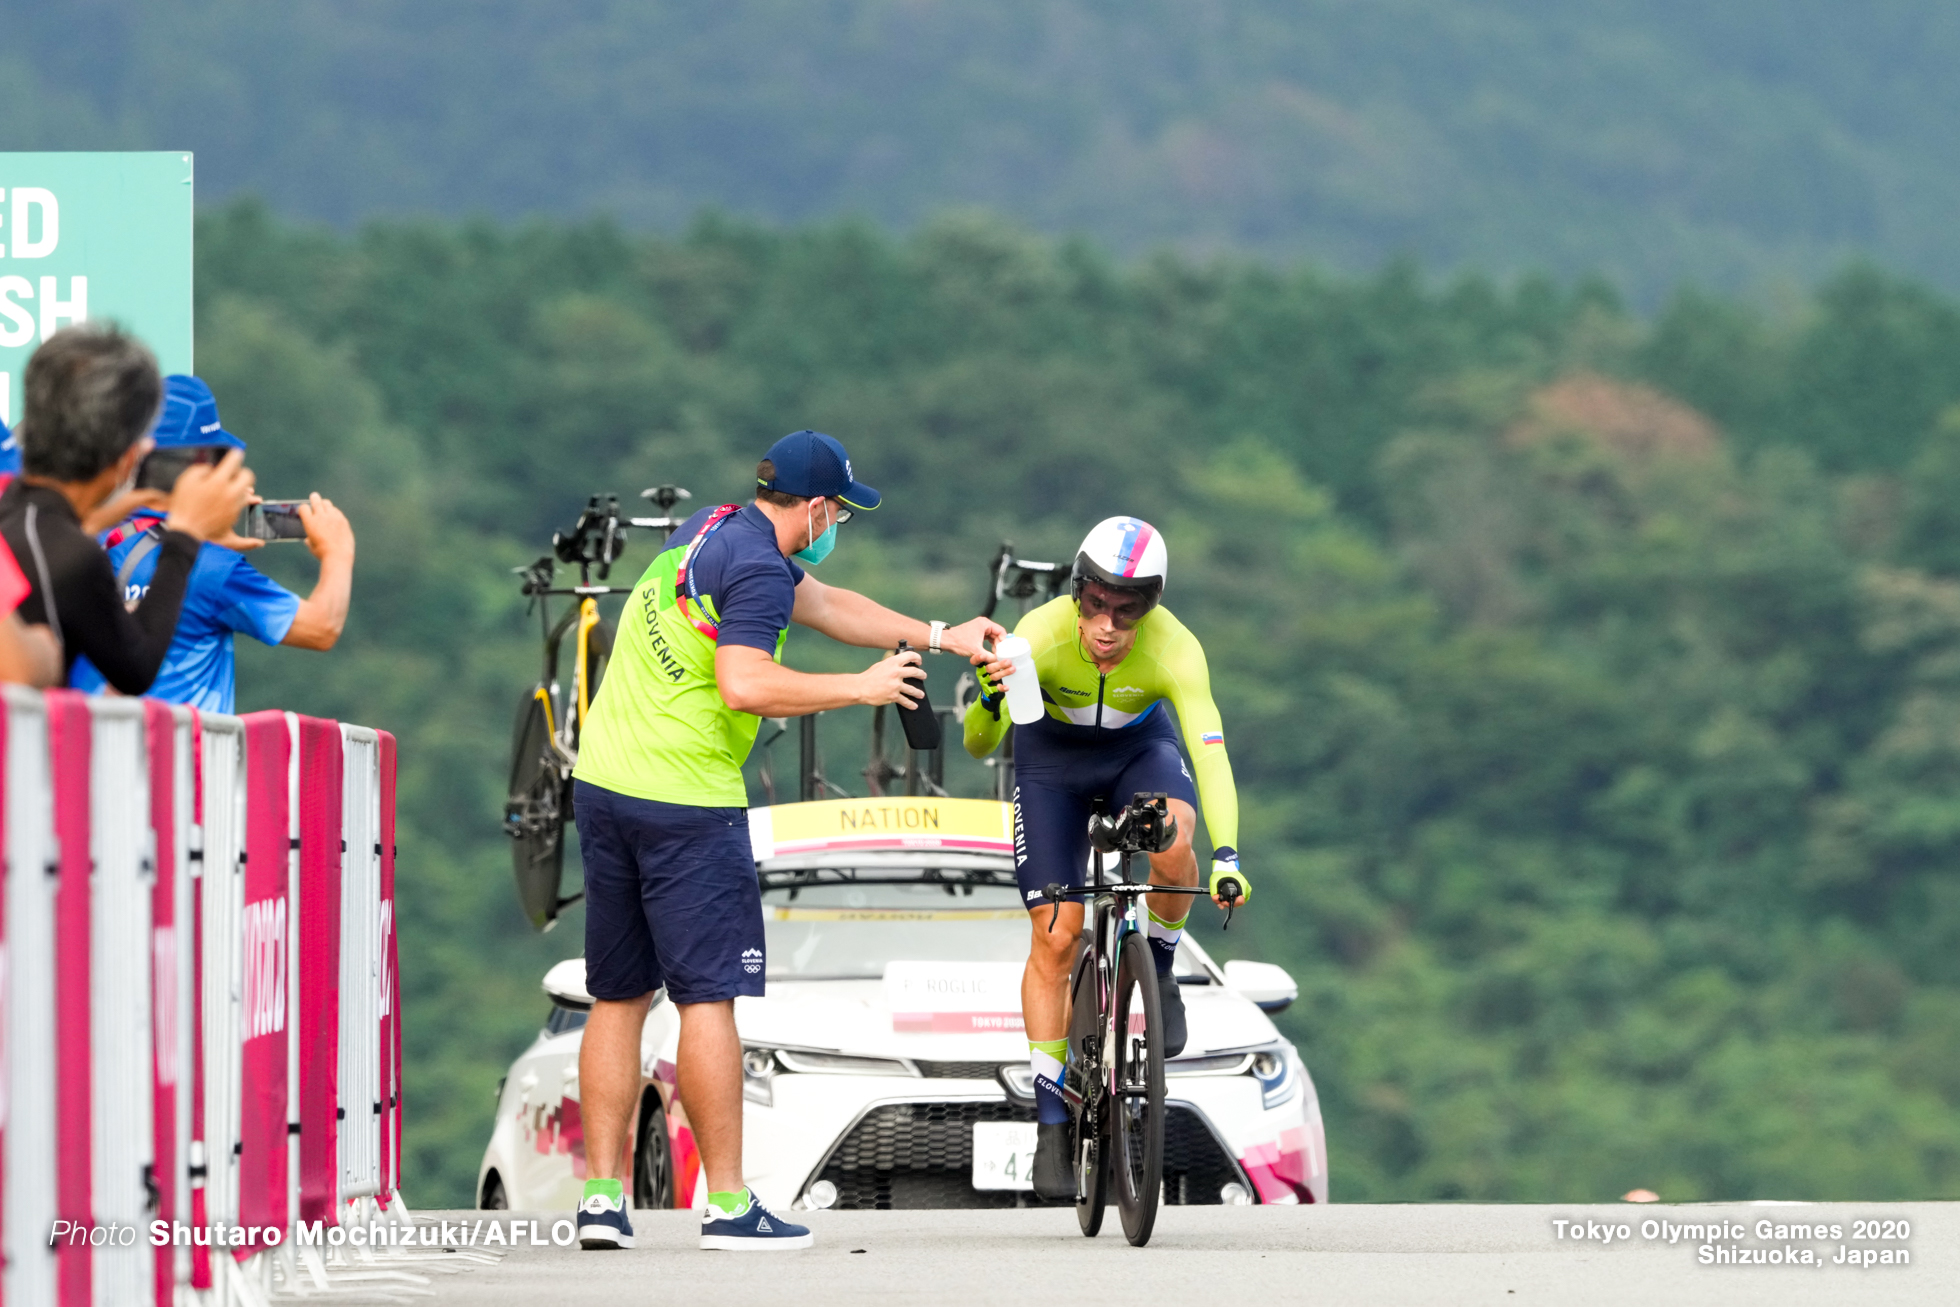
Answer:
[{"left": 717, "top": 581, "right": 1006, "bottom": 717}]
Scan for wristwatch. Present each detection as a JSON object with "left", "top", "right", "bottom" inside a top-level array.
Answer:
[{"left": 929, "top": 620, "right": 947, "bottom": 654}]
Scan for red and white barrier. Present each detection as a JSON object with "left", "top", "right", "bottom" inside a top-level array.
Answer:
[{"left": 0, "top": 689, "right": 403, "bottom": 1305}]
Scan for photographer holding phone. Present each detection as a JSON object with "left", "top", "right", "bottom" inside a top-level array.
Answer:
[
  {"left": 69, "top": 374, "right": 357, "bottom": 712},
  {"left": 0, "top": 330, "right": 255, "bottom": 695}
]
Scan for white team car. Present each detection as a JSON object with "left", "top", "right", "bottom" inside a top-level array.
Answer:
[{"left": 477, "top": 796, "right": 1328, "bottom": 1212}]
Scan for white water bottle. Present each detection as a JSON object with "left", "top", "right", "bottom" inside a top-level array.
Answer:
[{"left": 996, "top": 635, "right": 1044, "bottom": 725}]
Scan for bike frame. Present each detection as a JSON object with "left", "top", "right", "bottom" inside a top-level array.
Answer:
[{"left": 1061, "top": 852, "right": 1204, "bottom": 1121}]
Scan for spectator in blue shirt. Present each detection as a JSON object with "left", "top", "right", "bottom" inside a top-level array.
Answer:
[{"left": 69, "top": 375, "right": 356, "bottom": 712}]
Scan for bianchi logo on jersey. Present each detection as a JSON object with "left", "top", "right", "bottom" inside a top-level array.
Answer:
[{"left": 741, "top": 947, "right": 763, "bottom": 974}]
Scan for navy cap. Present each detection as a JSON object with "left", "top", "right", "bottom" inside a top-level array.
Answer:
[
  {"left": 152, "top": 375, "right": 247, "bottom": 451},
  {"left": 0, "top": 417, "right": 16, "bottom": 476},
  {"left": 758, "top": 430, "right": 880, "bottom": 510}
]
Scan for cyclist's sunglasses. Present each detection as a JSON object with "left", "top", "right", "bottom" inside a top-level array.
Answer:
[
  {"left": 1077, "top": 581, "right": 1151, "bottom": 630},
  {"left": 824, "top": 500, "right": 854, "bottom": 526}
]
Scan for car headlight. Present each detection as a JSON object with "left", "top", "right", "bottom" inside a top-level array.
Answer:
[
  {"left": 773, "top": 1048, "right": 918, "bottom": 1077},
  {"left": 741, "top": 1045, "right": 919, "bottom": 1103},
  {"left": 742, "top": 1047, "right": 777, "bottom": 1106},
  {"left": 1251, "top": 1048, "right": 1298, "bottom": 1110}
]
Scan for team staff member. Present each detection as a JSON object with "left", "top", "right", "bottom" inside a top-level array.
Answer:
[
  {"left": 70, "top": 375, "right": 356, "bottom": 711},
  {"left": 0, "top": 327, "right": 253, "bottom": 692},
  {"left": 569, "top": 429, "right": 1007, "bottom": 1252}
]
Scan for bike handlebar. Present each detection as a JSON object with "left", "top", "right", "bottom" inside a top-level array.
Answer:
[{"left": 1040, "top": 879, "right": 1215, "bottom": 934}]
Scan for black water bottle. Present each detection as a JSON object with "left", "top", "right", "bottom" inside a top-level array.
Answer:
[{"left": 894, "top": 641, "right": 943, "bottom": 750}]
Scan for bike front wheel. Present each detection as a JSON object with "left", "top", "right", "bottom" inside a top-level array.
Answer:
[
  {"left": 1111, "top": 933, "right": 1165, "bottom": 1246},
  {"left": 1068, "top": 939, "right": 1109, "bottom": 1236}
]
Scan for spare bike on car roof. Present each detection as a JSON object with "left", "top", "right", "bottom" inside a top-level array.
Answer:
[{"left": 503, "top": 485, "right": 692, "bottom": 930}]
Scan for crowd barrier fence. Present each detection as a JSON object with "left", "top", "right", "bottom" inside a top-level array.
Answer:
[{"left": 1, "top": 688, "right": 406, "bottom": 1305}]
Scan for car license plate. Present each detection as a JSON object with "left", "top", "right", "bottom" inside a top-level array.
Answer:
[{"left": 971, "top": 1121, "right": 1037, "bottom": 1190}]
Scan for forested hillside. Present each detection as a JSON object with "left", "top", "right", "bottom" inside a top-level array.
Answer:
[
  {"left": 10, "top": 2, "right": 1960, "bottom": 294},
  {"left": 193, "top": 202, "right": 1960, "bottom": 1205}
]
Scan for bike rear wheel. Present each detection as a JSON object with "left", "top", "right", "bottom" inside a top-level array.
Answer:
[
  {"left": 1068, "top": 940, "right": 1109, "bottom": 1236},
  {"left": 505, "top": 687, "right": 569, "bottom": 930},
  {"left": 1111, "top": 933, "right": 1165, "bottom": 1246}
]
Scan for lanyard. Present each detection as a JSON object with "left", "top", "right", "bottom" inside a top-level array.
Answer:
[{"left": 673, "top": 503, "right": 744, "bottom": 639}]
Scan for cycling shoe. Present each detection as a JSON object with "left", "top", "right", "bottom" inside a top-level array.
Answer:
[
  {"left": 1033, "top": 1121, "right": 1076, "bottom": 1201},
  {"left": 1159, "top": 971, "right": 1188, "bottom": 1059}
]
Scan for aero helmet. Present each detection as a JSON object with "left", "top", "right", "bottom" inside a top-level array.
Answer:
[{"left": 1071, "top": 516, "right": 1168, "bottom": 612}]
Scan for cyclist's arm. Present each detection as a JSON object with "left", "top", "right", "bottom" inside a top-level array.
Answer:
[
  {"left": 1161, "top": 632, "right": 1240, "bottom": 853},
  {"left": 962, "top": 661, "right": 1008, "bottom": 757},
  {"left": 961, "top": 601, "right": 1068, "bottom": 758}
]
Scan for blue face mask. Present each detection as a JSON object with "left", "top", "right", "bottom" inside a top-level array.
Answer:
[{"left": 793, "top": 501, "right": 838, "bottom": 565}]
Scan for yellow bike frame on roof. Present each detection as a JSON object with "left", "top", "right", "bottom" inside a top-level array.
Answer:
[{"left": 574, "top": 595, "right": 602, "bottom": 728}]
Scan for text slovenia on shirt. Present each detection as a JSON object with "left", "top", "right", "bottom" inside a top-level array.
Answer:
[{"left": 575, "top": 503, "right": 804, "bottom": 808}]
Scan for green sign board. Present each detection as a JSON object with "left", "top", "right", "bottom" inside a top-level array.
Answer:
[{"left": 0, "top": 152, "right": 194, "bottom": 428}]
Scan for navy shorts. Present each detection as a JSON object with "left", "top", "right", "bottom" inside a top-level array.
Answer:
[
  {"left": 1010, "top": 712, "right": 1199, "bottom": 907},
  {"left": 573, "top": 781, "right": 765, "bottom": 1004}
]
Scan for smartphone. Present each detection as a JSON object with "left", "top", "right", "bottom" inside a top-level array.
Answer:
[{"left": 237, "top": 500, "right": 309, "bottom": 543}]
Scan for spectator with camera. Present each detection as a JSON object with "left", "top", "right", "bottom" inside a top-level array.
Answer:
[
  {"left": 0, "top": 326, "right": 254, "bottom": 694},
  {"left": 69, "top": 374, "right": 356, "bottom": 713}
]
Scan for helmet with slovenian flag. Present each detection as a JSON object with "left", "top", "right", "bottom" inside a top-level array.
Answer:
[{"left": 1070, "top": 515, "right": 1168, "bottom": 613}]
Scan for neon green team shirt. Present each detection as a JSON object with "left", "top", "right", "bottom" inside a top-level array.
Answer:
[
  {"left": 575, "top": 507, "right": 796, "bottom": 807},
  {"left": 963, "top": 596, "right": 1240, "bottom": 850}
]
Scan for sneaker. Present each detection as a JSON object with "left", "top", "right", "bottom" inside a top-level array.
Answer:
[
  {"left": 1032, "top": 1121, "right": 1075, "bottom": 1201},
  {"left": 577, "top": 1180, "right": 635, "bottom": 1249},
  {"left": 699, "top": 1190, "right": 814, "bottom": 1251},
  {"left": 1159, "top": 971, "right": 1188, "bottom": 1059}
]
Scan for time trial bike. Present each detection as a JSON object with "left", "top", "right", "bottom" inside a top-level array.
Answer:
[{"left": 1042, "top": 792, "right": 1244, "bottom": 1246}]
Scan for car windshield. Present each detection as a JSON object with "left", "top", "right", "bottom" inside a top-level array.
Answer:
[
  {"left": 762, "top": 878, "right": 1027, "bottom": 979},
  {"left": 760, "top": 874, "right": 1214, "bottom": 981}
]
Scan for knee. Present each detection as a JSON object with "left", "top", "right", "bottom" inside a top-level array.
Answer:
[
  {"left": 1165, "top": 802, "right": 1197, "bottom": 857},
  {"left": 1029, "top": 928, "right": 1076, "bottom": 977}
]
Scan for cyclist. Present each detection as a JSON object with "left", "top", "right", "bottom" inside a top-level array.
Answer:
[{"left": 963, "top": 515, "right": 1246, "bottom": 1201}]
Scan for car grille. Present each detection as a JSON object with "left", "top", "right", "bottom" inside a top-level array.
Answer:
[
  {"left": 915, "top": 1060, "right": 1007, "bottom": 1080},
  {"left": 1163, "top": 1105, "right": 1251, "bottom": 1205},
  {"left": 811, "top": 1100, "right": 1248, "bottom": 1209}
]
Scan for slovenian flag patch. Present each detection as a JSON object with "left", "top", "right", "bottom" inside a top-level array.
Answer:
[{"left": 1201, "top": 731, "right": 1224, "bottom": 746}]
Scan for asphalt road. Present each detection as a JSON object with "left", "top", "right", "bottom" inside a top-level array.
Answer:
[{"left": 307, "top": 1202, "right": 1952, "bottom": 1306}]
